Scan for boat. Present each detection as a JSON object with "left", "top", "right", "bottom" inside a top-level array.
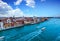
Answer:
[
  {"left": 41, "top": 27, "right": 46, "bottom": 31},
  {"left": 0, "top": 36, "right": 5, "bottom": 40}
]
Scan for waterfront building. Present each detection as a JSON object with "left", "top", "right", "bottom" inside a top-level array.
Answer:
[
  {"left": 36, "top": 18, "right": 41, "bottom": 23},
  {"left": 16, "top": 19, "right": 24, "bottom": 26},
  {"left": 24, "top": 17, "right": 34, "bottom": 24},
  {"left": 40, "top": 17, "right": 45, "bottom": 22},
  {"left": 13, "top": 22, "right": 17, "bottom": 27},
  {"left": 4, "top": 23, "right": 11, "bottom": 28},
  {"left": 33, "top": 16, "right": 37, "bottom": 23},
  {"left": 40, "top": 17, "right": 48, "bottom": 22},
  {"left": 7, "top": 18, "right": 11, "bottom": 23},
  {"left": 0, "top": 17, "right": 48, "bottom": 30},
  {"left": 11, "top": 22, "right": 14, "bottom": 27},
  {"left": 3, "top": 18, "right": 12, "bottom": 28},
  {"left": 0, "top": 20, "right": 4, "bottom": 29}
]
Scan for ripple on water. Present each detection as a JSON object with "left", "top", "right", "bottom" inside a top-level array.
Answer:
[{"left": 0, "top": 18, "right": 60, "bottom": 41}]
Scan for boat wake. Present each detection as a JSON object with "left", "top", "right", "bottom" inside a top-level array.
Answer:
[{"left": 17, "top": 27, "right": 46, "bottom": 41}]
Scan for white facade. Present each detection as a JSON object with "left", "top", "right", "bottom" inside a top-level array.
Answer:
[
  {"left": 37, "top": 18, "right": 40, "bottom": 22},
  {"left": 33, "top": 16, "right": 37, "bottom": 23},
  {"left": 0, "top": 22, "right": 4, "bottom": 29},
  {"left": 7, "top": 19, "right": 11, "bottom": 23}
]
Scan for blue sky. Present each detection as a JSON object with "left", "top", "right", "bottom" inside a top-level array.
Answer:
[{"left": 0, "top": 0, "right": 60, "bottom": 17}]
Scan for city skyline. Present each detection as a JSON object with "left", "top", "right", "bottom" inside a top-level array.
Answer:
[{"left": 0, "top": 0, "right": 60, "bottom": 17}]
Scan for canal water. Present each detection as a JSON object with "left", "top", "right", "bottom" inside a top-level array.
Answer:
[{"left": 0, "top": 18, "right": 60, "bottom": 41}]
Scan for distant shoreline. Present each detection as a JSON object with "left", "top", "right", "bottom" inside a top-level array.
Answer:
[
  {"left": 0, "top": 17, "right": 48, "bottom": 31},
  {"left": 0, "top": 20, "right": 48, "bottom": 32}
]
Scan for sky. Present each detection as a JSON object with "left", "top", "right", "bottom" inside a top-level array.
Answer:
[{"left": 0, "top": 0, "right": 60, "bottom": 17}]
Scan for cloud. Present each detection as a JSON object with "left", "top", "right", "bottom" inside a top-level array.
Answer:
[
  {"left": 24, "top": 14, "right": 33, "bottom": 17},
  {"left": 0, "top": 0, "right": 13, "bottom": 14},
  {"left": 0, "top": 14, "right": 8, "bottom": 17},
  {"left": 40, "top": 0, "right": 46, "bottom": 2},
  {"left": 0, "top": 0, "right": 24, "bottom": 17},
  {"left": 11, "top": 8, "right": 24, "bottom": 17},
  {"left": 14, "top": 0, "right": 22, "bottom": 5},
  {"left": 25, "top": 0, "right": 35, "bottom": 8},
  {"left": 14, "top": 0, "right": 35, "bottom": 8}
]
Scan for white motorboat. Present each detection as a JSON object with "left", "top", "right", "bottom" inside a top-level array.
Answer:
[
  {"left": 41, "top": 27, "right": 46, "bottom": 31},
  {"left": 0, "top": 36, "right": 5, "bottom": 40}
]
